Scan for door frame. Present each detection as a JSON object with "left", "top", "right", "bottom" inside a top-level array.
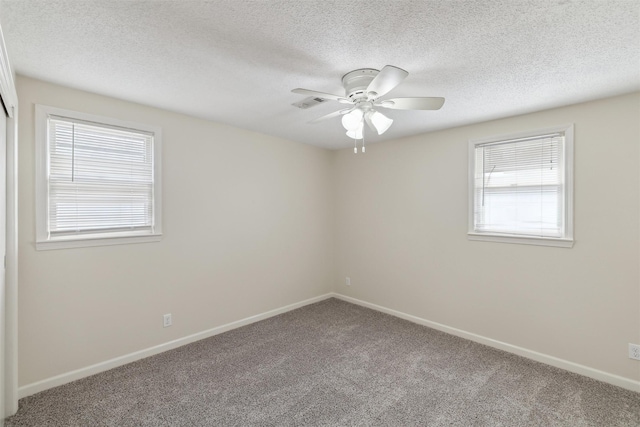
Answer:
[{"left": 0, "top": 19, "right": 19, "bottom": 417}]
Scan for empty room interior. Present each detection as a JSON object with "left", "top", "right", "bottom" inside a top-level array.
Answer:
[{"left": 0, "top": 0, "right": 638, "bottom": 425}]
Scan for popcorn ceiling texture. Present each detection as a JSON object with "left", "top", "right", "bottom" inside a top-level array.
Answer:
[
  {"left": 6, "top": 299, "right": 640, "bottom": 426},
  {"left": 1, "top": 0, "right": 639, "bottom": 149}
]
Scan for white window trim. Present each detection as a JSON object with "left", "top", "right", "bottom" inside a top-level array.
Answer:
[
  {"left": 467, "top": 124, "right": 574, "bottom": 248},
  {"left": 35, "top": 105, "right": 163, "bottom": 250}
]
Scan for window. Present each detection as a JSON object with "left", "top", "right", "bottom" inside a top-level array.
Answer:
[
  {"left": 468, "top": 124, "right": 573, "bottom": 247},
  {"left": 36, "top": 105, "right": 162, "bottom": 250}
]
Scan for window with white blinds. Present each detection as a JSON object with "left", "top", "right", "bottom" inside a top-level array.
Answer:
[
  {"left": 36, "top": 105, "right": 162, "bottom": 250},
  {"left": 468, "top": 125, "right": 573, "bottom": 247}
]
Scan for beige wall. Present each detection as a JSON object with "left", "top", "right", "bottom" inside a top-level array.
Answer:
[
  {"left": 17, "top": 76, "right": 334, "bottom": 386},
  {"left": 333, "top": 92, "right": 640, "bottom": 381},
  {"left": 17, "top": 76, "right": 639, "bottom": 388}
]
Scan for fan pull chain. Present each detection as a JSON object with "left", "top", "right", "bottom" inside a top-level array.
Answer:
[
  {"left": 362, "top": 132, "right": 366, "bottom": 153},
  {"left": 353, "top": 136, "right": 357, "bottom": 154}
]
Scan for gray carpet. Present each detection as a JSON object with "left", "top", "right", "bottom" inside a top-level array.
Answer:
[{"left": 6, "top": 298, "right": 640, "bottom": 426}]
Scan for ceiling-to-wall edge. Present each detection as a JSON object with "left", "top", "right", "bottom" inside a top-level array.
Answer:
[
  {"left": 330, "top": 90, "right": 640, "bottom": 153},
  {"left": 16, "top": 74, "right": 334, "bottom": 155}
]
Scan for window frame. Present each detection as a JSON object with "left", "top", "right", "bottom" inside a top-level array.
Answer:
[
  {"left": 35, "top": 105, "right": 163, "bottom": 250},
  {"left": 467, "top": 124, "right": 574, "bottom": 248}
]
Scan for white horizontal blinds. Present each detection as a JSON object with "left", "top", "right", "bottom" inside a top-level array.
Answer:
[
  {"left": 48, "top": 116, "right": 154, "bottom": 237},
  {"left": 474, "top": 133, "right": 565, "bottom": 237}
]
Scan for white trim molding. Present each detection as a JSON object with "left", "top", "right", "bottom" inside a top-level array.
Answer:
[
  {"left": 19, "top": 292, "right": 639, "bottom": 398},
  {"left": 34, "top": 104, "right": 163, "bottom": 250},
  {"left": 0, "top": 17, "right": 19, "bottom": 417},
  {"left": 18, "top": 293, "right": 333, "bottom": 398},
  {"left": 467, "top": 233, "right": 574, "bottom": 248},
  {"left": 467, "top": 124, "right": 575, "bottom": 248},
  {"left": 332, "top": 293, "right": 639, "bottom": 393},
  {"left": 0, "top": 24, "right": 17, "bottom": 118}
]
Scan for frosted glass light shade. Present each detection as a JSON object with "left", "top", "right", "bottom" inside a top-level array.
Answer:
[
  {"left": 341, "top": 109, "right": 364, "bottom": 130},
  {"left": 370, "top": 111, "right": 393, "bottom": 135},
  {"left": 346, "top": 122, "right": 364, "bottom": 139}
]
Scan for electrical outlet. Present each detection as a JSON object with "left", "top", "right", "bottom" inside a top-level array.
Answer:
[
  {"left": 629, "top": 343, "right": 640, "bottom": 360},
  {"left": 163, "top": 313, "right": 172, "bottom": 328},
  {"left": 345, "top": 277, "right": 351, "bottom": 286}
]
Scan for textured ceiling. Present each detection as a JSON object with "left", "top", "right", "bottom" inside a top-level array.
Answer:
[{"left": 1, "top": 0, "right": 639, "bottom": 149}]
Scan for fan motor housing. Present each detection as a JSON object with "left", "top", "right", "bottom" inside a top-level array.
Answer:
[{"left": 342, "top": 68, "right": 379, "bottom": 100}]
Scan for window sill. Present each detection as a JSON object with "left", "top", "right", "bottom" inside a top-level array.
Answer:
[
  {"left": 467, "top": 232, "right": 574, "bottom": 248},
  {"left": 36, "top": 233, "right": 162, "bottom": 251}
]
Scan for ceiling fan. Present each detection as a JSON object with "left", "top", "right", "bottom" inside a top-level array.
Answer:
[{"left": 292, "top": 65, "right": 444, "bottom": 151}]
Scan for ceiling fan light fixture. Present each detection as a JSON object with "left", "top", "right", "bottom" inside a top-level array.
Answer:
[
  {"left": 370, "top": 110, "right": 393, "bottom": 135},
  {"left": 292, "top": 65, "right": 445, "bottom": 144},
  {"left": 346, "top": 122, "right": 364, "bottom": 139},
  {"left": 341, "top": 109, "right": 364, "bottom": 130}
]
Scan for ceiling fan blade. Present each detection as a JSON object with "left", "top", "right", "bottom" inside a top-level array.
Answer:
[
  {"left": 366, "top": 65, "right": 408, "bottom": 99},
  {"left": 292, "top": 88, "right": 350, "bottom": 103},
  {"left": 308, "top": 108, "right": 352, "bottom": 124},
  {"left": 376, "top": 97, "right": 445, "bottom": 110}
]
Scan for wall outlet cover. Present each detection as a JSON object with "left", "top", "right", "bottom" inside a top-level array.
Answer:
[
  {"left": 163, "top": 313, "right": 172, "bottom": 328},
  {"left": 629, "top": 343, "right": 640, "bottom": 360}
]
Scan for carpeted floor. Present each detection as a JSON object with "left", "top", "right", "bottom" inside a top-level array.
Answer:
[{"left": 6, "top": 298, "right": 640, "bottom": 426}]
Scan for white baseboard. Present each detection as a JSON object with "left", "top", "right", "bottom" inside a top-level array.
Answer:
[
  {"left": 18, "top": 293, "right": 333, "bottom": 399},
  {"left": 18, "top": 292, "right": 640, "bottom": 398},
  {"left": 331, "top": 293, "right": 640, "bottom": 393}
]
